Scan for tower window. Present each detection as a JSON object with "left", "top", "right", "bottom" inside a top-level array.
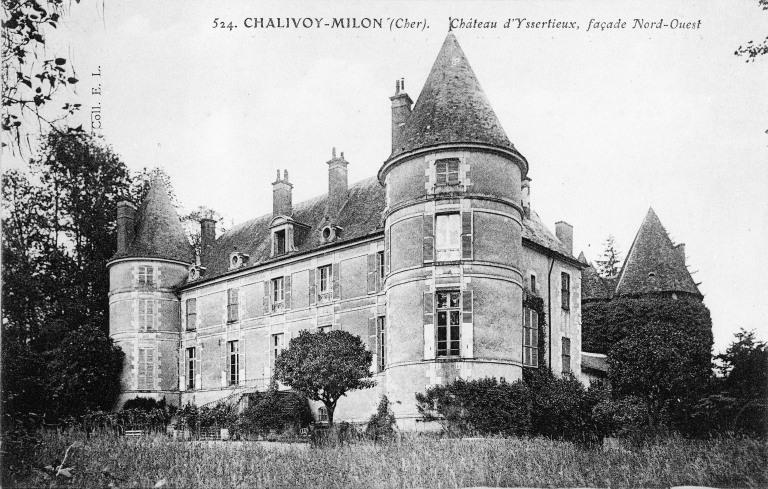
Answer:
[
  {"left": 530, "top": 275, "right": 537, "bottom": 295},
  {"left": 137, "top": 347, "right": 155, "bottom": 390},
  {"left": 138, "top": 299, "right": 156, "bottom": 331},
  {"left": 562, "top": 337, "right": 571, "bottom": 374},
  {"left": 436, "top": 291, "right": 461, "bottom": 357},
  {"left": 435, "top": 158, "right": 460, "bottom": 185},
  {"left": 186, "top": 347, "right": 196, "bottom": 390},
  {"left": 138, "top": 265, "right": 154, "bottom": 287},
  {"left": 227, "top": 288, "right": 239, "bottom": 323},
  {"left": 561, "top": 272, "right": 571, "bottom": 311},
  {"left": 435, "top": 214, "right": 461, "bottom": 261},
  {"left": 228, "top": 340, "right": 240, "bottom": 385},
  {"left": 523, "top": 307, "right": 539, "bottom": 367},
  {"left": 186, "top": 298, "right": 196, "bottom": 331},
  {"left": 377, "top": 316, "right": 386, "bottom": 372}
]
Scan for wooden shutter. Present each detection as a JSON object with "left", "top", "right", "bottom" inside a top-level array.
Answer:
[
  {"left": 461, "top": 211, "right": 473, "bottom": 260},
  {"left": 423, "top": 213, "right": 434, "bottom": 263},
  {"left": 368, "top": 316, "right": 376, "bottom": 352},
  {"left": 423, "top": 292, "right": 433, "bottom": 325},
  {"left": 284, "top": 275, "right": 292, "bottom": 310},
  {"left": 309, "top": 269, "right": 316, "bottom": 305},
  {"left": 367, "top": 254, "right": 377, "bottom": 294},
  {"left": 462, "top": 290, "right": 473, "bottom": 324},
  {"left": 332, "top": 262, "right": 340, "bottom": 299},
  {"left": 263, "top": 281, "right": 270, "bottom": 315}
]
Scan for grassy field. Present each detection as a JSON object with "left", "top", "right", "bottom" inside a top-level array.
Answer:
[{"left": 7, "top": 431, "right": 768, "bottom": 488}]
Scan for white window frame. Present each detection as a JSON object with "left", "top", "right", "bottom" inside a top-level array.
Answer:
[
  {"left": 138, "top": 299, "right": 155, "bottom": 332},
  {"left": 523, "top": 307, "right": 539, "bottom": 367},
  {"left": 271, "top": 333, "right": 285, "bottom": 368},
  {"left": 271, "top": 277, "right": 285, "bottom": 312},
  {"left": 435, "top": 158, "right": 460, "bottom": 186},
  {"left": 435, "top": 290, "right": 461, "bottom": 357},
  {"left": 186, "top": 347, "right": 196, "bottom": 390},
  {"left": 318, "top": 265, "right": 332, "bottom": 303},
  {"left": 186, "top": 298, "right": 197, "bottom": 331},
  {"left": 227, "top": 288, "right": 239, "bottom": 323},
  {"left": 228, "top": 340, "right": 240, "bottom": 386},
  {"left": 138, "top": 265, "right": 154, "bottom": 287},
  {"left": 435, "top": 213, "right": 461, "bottom": 262}
]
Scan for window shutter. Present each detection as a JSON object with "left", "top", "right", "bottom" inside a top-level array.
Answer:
[
  {"left": 263, "top": 282, "right": 270, "bottom": 315},
  {"left": 384, "top": 227, "right": 390, "bottom": 275},
  {"left": 284, "top": 275, "right": 292, "bottom": 309},
  {"left": 367, "top": 254, "right": 377, "bottom": 294},
  {"left": 423, "top": 213, "right": 434, "bottom": 263},
  {"left": 368, "top": 316, "right": 376, "bottom": 352},
  {"left": 309, "top": 269, "right": 316, "bottom": 305},
  {"left": 137, "top": 349, "right": 146, "bottom": 389},
  {"left": 332, "top": 262, "right": 340, "bottom": 299},
  {"left": 462, "top": 290, "right": 473, "bottom": 324},
  {"left": 146, "top": 349, "right": 155, "bottom": 389},
  {"left": 287, "top": 226, "right": 294, "bottom": 251},
  {"left": 461, "top": 211, "right": 473, "bottom": 260},
  {"left": 423, "top": 292, "right": 433, "bottom": 325}
]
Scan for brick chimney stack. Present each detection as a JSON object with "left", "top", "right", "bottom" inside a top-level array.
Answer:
[
  {"left": 116, "top": 201, "right": 137, "bottom": 253},
  {"left": 555, "top": 221, "right": 574, "bottom": 255},
  {"left": 199, "top": 218, "right": 216, "bottom": 266},
  {"left": 326, "top": 147, "right": 348, "bottom": 220},
  {"left": 272, "top": 169, "right": 293, "bottom": 217},
  {"left": 390, "top": 78, "right": 413, "bottom": 153},
  {"left": 521, "top": 177, "right": 531, "bottom": 218}
]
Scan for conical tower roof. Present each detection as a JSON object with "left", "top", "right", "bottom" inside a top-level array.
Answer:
[
  {"left": 389, "top": 32, "right": 517, "bottom": 159},
  {"left": 614, "top": 208, "right": 701, "bottom": 298},
  {"left": 119, "top": 176, "right": 194, "bottom": 263}
]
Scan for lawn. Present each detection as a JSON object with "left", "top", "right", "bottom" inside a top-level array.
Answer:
[{"left": 6, "top": 431, "right": 768, "bottom": 488}]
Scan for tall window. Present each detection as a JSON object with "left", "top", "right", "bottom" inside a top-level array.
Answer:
[
  {"left": 435, "top": 158, "right": 460, "bottom": 185},
  {"left": 227, "top": 288, "right": 239, "bottom": 322},
  {"left": 228, "top": 340, "right": 239, "bottom": 385},
  {"left": 530, "top": 275, "right": 537, "bottom": 295},
  {"left": 186, "top": 347, "right": 196, "bottom": 389},
  {"left": 137, "top": 347, "right": 155, "bottom": 390},
  {"left": 561, "top": 272, "right": 571, "bottom": 310},
  {"left": 318, "top": 265, "right": 332, "bottom": 302},
  {"left": 139, "top": 299, "right": 155, "bottom": 331},
  {"left": 272, "top": 333, "right": 284, "bottom": 368},
  {"left": 377, "top": 251, "right": 385, "bottom": 283},
  {"left": 523, "top": 307, "right": 539, "bottom": 367},
  {"left": 377, "top": 316, "right": 386, "bottom": 372},
  {"left": 436, "top": 291, "right": 461, "bottom": 357},
  {"left": 271, "top": 277, "right": 284, "bottom": 312},
  {"left": 186, "top": 298, "right": 197, "bottom": 331},
  {"left": 274, "top": 229, "right": 286, "bottom": 255},
  {"left": 562, "top": 337, "right": 571, "bottom": 374},
  {"left": 318, "top": 406, "right": 329, "bottom": 423},
  {"left": 435, "top": 214, "right": 461, "bottom": 261},
  {"left": 138, "top": 265, "right": 154, "bottom": 287}
]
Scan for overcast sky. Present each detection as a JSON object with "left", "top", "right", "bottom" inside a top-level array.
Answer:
[{"left": 12, "top": 1, "right": 768, "bottom": 353}]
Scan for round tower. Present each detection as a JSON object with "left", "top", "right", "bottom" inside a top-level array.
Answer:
[
  {"left": 379, "top": 33, "right": 529, "bottom": 428},
  {"left": 107, "top": 178, "right": 194, "bottom": 407}
]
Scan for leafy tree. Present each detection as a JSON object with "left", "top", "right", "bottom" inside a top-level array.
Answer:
[
  {"left": 2, "top": 0, "right": 83, "bottom": 155},
  {"left": 182, "top": 205, "right": 227, "bottom": 261},
  {"left": 274, "top": 330, "right": 374, "bottom": 426},
  {"left": 42, "top": 323, "right": 124, "bottom": 420},
  {"left": 582, "top": 296, "right": 713, "bottom": 355},
  {"left": 716, "top": 328, "right": 767, "bottom": 401},
  {"left": 734, "top": 0, "right": 768, "bottom": 62},
  {"left": 595, "top": 234, "right": 622, "bottom": 278},
  {"left": 608, "top": 320, "right": 712, "bottom": 428}
]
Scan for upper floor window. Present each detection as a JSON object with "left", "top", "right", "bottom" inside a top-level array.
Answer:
[
  {"left": 523, "top": 307, "right": 539, "bottom": 367},
  {"left": 186, "top": 298, "right": 197, "bottom": 331},
  {"left": 318, "top": 265, "right": 332, "bottom": 302},
  {"left": 228, "top": 340, "right": 240, "bottom": 385},
  {"left": 435, "top": 158, "right": 460, "bottom": 186},
  {"left": 435, "top": 213, "right": 461, "bottom": 261},
  {"left": 562, "top": 337, "right": 571, "bottom": 374},
  {"left": 139, "top": 299, "right": 155, "bottom": 331},
  {"left": 436, "top": 290, "right": 461, "bottom": 357},
  {"left": 271, "top": 277, "right": 284, "bottom": 312},
  {"left": 561, "top": 272, "right": 571, "bottom": 311},
  {"left": 227, "top": 288, "right": 239, "bottom": 323},
  {"left": 274, "top": 229, "right": 286, "bottom": 255},
  {"left": 186, "top": 347, "right": 196, "bottom": 390},
  {"left": 530, "top": 275, "right": 537, "bottom": 295},
  {"left": 377, "top": 251, "right": 385, "bottom": 283},
  {"left": 377, "top": 316, "right": 386, "bottom": 372},
  {"left": 138, "top": 265, "right": 154, "bottom": 287}
]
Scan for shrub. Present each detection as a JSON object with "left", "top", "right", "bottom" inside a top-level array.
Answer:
[
  {"left": 415, "top": 377, "right": 532, "bottom": 437},
  {"left": 592, "top": 395, "right": 648, "bottom": 438},
  {"left": 239, "top": 383, "right": 312, "bottom": 436},
  {"left": 365, "top": 396, "right": 397, "bottom": 442}
]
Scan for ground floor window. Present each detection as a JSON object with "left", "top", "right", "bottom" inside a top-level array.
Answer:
[
  {"left": 228, "top": 340, "right": 239, "bottom": 385},
  {"left": 186, "top": 347, "right": 196, "bottom": 389},
  {"left": 523, "top": 307, "right": 539, "bottom": 367},
  {"left": 377, "top": 316, "right": 386, "bottom": 372}
]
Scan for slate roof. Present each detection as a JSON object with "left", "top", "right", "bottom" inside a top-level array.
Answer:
[
  {"left": 581, "top": 352, "right": 608, "bottom": 374},
  {"left": 112, "top": 177, "right": 194, "bottom": 264},
  {"left": 389, "top": 32, "right": 517, "bottom": 160},
  {"left": 614, "top": 208, "right": 701, "bottom": 298},
  {"left": 522, "top": 210, "right": 577, "bottom": 259}
]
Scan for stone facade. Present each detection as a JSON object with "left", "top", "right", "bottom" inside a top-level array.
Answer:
[{"left": 107, "top": 33, "right": 586, "bottom": 427}]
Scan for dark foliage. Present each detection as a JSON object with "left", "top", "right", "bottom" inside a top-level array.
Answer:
[
  {"left": 365, "top": 396, "right": 397, "bottom": 442},
  {"left": 239, "top": 381, "right": 312, "bottom": 435},
  {"left": 522, "top": 293, "right": 547, "bottom": 370}
]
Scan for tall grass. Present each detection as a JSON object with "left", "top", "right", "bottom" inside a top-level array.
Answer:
[{"left": 9, "top": 431, "right": 768, "bottom": 488}]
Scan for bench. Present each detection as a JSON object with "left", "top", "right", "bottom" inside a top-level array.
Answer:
[{"left": 124, "top": 430, "right": 145, "bottom": 437}]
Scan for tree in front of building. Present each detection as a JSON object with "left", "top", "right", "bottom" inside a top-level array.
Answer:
[
  {"left": 274, "top": 330, "right": 374, "bottom": 426},
  {"left": 595, "top": 234, "right": 622, "bottom": 278}
]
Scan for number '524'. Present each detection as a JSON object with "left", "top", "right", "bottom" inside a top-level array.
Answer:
[{"left": 212, "top": 18, "right": 236, "bottom": 30}]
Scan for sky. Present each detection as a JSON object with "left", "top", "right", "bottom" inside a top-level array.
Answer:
[{"left": 6, "top": 0, "right": 767, "bottom": 353}]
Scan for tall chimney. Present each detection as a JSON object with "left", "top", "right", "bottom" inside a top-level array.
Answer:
[
  {"left": 555, "top": 221, "right": 573, "bottom": 255},
  {"left": 272, "top": 169, "right": 293, "bottom": 217},
  {"left": 199, "top": 218, "right": 216, "bottom": 266},
  {"left": 390, "top": 78, "right": 413, "bottom": 152},
  {"left": 116, "top": 201, "right": 136, "bottom": 253},
  {"left": 521, "top": 177, "right": 531, "bottom": 218},
  {"left": 326, "top": 148, "right": 349, "bottom": 220}
]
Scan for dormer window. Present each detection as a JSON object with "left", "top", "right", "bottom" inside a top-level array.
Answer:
[
  {"left": 436, "top": 158, "right": 460, "bottom": 186},
  {"left": 229, "top": 252, "right": 249, "bottom": 270},
  {"left": 274, "top": 229, "right": 286, "bottom": 255},
  {"left": 188, "top": 265, "right": 206, "bottom": 281},
  {"left": 320, "top": 224, "right": 342, "bottom": 243}
]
